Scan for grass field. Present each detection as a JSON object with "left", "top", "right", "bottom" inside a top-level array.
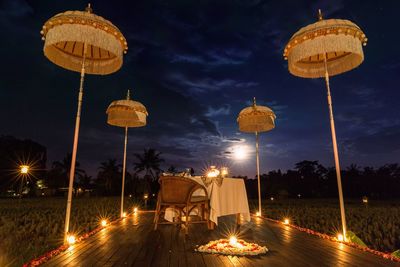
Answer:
[
  {"left": 0, "top": 197, "right": 148, "bottom": 266},
  {"left": 0, "top": 197, "right": 399, "bottom": 266},
  {"left": 250, "top": 198, "right": 400, "bottom": 253}
]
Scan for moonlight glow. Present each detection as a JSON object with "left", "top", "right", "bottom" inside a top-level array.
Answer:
[{"left": 232, "top": 145, "right": 249, "bottom": 160}]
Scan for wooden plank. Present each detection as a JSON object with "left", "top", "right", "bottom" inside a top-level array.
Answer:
[
  {"left": 150, "top": 224, "right": 172, "bottom": 267},
  {"left": 42, "top": 212, "right": 400, "bottom": 267},
  {"left": 168, "top": 226, "right": 187, "bottom": 267},
  {"left": 183, "top": 222, "right": 207, "bottom": 267},
  {"left": 131, "top": 227, "right": 162, "bottom": 266},
  {"left": 109, "top": 214, "right": 155, "bottom": 266}
]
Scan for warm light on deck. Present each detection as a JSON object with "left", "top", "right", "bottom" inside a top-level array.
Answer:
[
  {"left": 67, "top": 235, "right": 76, "bottom": 245},
  {"left": 337, "top": 233, "right": 344, "bottom": 242},
  {"left": 122, "top": 212, "right": 127, "bottom": 218},
  {"left": 256, "top": 211, "right": 261, "bottom": 217},
  {"left": 101, "top": 219, "right": 107, "bottom": 227},
  {"left": 283, "top": 218, "right": 290, "bottom": 225},
  {"left": 197, "top": 237, "right": 268, "bottom": 255},
  {"left": 133, "top": 207, "right": 138, "bottom": 214},
  {"left": 229, "top": 236, "right": 238, "bottom": 246}
]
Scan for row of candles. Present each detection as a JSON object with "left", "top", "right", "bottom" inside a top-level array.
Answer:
[
  {"left": 255, "top": 213, "right": 345, "bottom": 242},
  {"left": 64, "top": 207, "right": 345, "bottom": 252},
  {"left": 66, "top": 206, "right": 140, "bottom": 245}
]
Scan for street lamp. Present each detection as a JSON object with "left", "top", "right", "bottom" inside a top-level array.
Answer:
[{"left": 20, "top": 165, "right": 29, "bottom": 174}]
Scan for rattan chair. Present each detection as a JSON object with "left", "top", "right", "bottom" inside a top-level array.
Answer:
[{"left": 154, "top": 176, "right": 210, "bottom": 233}]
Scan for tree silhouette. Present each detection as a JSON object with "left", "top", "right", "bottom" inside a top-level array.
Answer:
[
  {"left": 96, "top": 159, "right": 121, "bottom": 195},
  {"left": 49, "top": 153, "right": 85, "bottom": 188},
  {"left": 133, "top": 148, "right": 164, "bottom": 194},
  {"left": 133, "top": 148, "right": 164, "bottom": 179},
  {"left": 79, "top": 173, "right": 93, "bottom": 190}
]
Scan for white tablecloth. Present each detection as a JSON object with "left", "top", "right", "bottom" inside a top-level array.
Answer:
[{"left": 164, "top": 177, "right": 250, "bottom": 225}]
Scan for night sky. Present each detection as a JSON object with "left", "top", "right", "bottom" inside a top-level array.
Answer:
[{"left": 1, "top": 0, "right": 399, "bottom": 177}]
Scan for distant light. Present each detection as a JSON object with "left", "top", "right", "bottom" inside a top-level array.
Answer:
[
  {"left": 152, "top": 193, "right": 155, "bottom": 197},
  {"left": 133, "top": 207, "right": 138, "bottom": 214},
  {"left": 362, "top": 197, "right": 368, "bottom": 203},
  {"left": 67, "top": 235, "right": 76, "bottom": 245},
  {"left": 270, "top": 197, "right": 274, "bottom": 201},
  {"left": 206, "top": 166, "right": 220, "bottom": 178},
  {"left": 256, "top": 211, "right": 261, "bottom": 217},
  {"left": 229, "top": 236, "right": 238, "bottom": 246},
  {"left": 101, "top": 219, "right": 107, "bottom": 227},
  {"left": 297, "top": 194, "right": 301, "bottom": 198},
  {"left": 129, "top": 194, "right": 132, "bottom": 198},
  {"left": 337, "top": 233, "right": 344, "bottom": 242},
  {"left": 220, "top": 167, "right": 229, "bottom": 177},
  {"left": 144, "top": 194, "right": 149, "bottom": 200},
  {"left": 20, "top": 165, "right": 29, "bottom": 174},
  {"left": 283, "top": 218, "right": 290, "bottom": 225}
]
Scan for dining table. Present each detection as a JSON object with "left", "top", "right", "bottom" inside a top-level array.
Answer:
[{"left": 164, "top": 176, "right": 251, "bottom": 226}]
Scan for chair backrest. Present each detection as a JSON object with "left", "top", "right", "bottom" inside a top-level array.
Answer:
[{"left": 158, "top": 176, "right": 199, "bottom": 204}]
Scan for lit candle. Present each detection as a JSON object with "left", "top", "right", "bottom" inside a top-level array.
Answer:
[
  {"left": 229, "top": 236, "right": 238, "bottom": 246},
  {"left": 67, "top": 235, "right": 76, "bottom": 245},
  {"left": 337, "top": 233, "right": 344, "bottom": 242}
]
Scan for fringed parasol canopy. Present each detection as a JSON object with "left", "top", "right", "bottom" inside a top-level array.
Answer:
[
  {"left": 283, "top": 12, "right": 367, "bottom": 78},
  {"left": 41, "top": 4, "right": 127, "bottom": 75},
  {"left": 237, "top": 99, "right": 276, "bottom": 133},
  {"left": 106, "top": 93, "right": 148, "bottom": 128}
]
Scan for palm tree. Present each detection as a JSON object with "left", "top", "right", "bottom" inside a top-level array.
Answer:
[
  {"left": 79, "top": 173, "right": 92, "bottom": 190},
  {"left": 97, "top": 159, "right": 121, "bottom": 195},
  {"left": 133, "top": 148, "right": 164, "bottom": 179},
  {"left": 51, "top": 153, "right": 85, "bottom": 187},
  {"left": 133, "top": 148, "right": 164, "bottom": 193}
]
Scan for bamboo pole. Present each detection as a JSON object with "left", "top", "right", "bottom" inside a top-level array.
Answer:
[
  {"left": 323, "top": 53, "right": 347, "bottom": 241},
  {"left": 255, "top": 131, "right": 262, "bottom": 216},
  {"left": 64, "top": 43, "right": 87, "bottom": 243},
  {"left": 121, "top": 126, "right": 128, "bottom": 217}
]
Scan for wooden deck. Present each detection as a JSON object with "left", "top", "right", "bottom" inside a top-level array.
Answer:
[{"left": 44, "top": 212, "right": 399, "bottom": 267}]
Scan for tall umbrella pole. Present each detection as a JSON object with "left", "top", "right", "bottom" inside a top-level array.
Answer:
[
  {"left": 121, "top": 126, "right": 128, "bottom": 218},
  {"left": 107, "top": 90, "right": 148, "bottom": 217},
  {"left": 323, "top": 53, "right": 347, "bottom": 241},
  {"left": 64, "top": 43, "right": 87, "bottom": 242},
  {"left": 238, "top": 98, "right": 275, "bottom": 217},
  {"left": 255, "top": 131, "right": 262, "bottom": 216}
]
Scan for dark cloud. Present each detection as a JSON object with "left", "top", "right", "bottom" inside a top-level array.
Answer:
[
  {"left": 344, "top": 126, "right": 400, "bottom": 154},
  {"left": 0, "top": 0, "right": 399, "bottom": 177},
  {"left": 205, "top": 104, "right": 231, "bottom": 117},
  {"left": 222, "top": 137, "right": 245, "bottom": 143}
]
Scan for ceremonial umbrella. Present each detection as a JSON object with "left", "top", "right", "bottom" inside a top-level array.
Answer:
[
  {"left": 41, "top": 4, "right": 128, "bottom": 242},
  {"left": 107, "top": 90, "right": 148, "bottom": 218},
  {"left": 237, "top": 98, "right": 276, "bottom": 216},
  {"left": 283, "top": 10, "right": 367, "bottom": 240}
]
